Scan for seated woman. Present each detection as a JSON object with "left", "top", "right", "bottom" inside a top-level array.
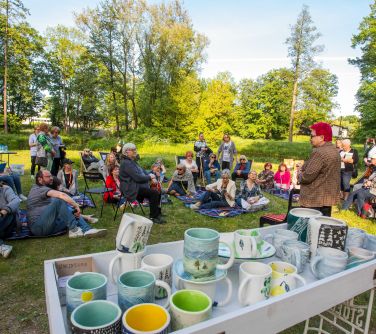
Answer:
[
  {"left": 149, "top": 163, "right": 163, "bottom": 193},
  {"left": 104, "top": 165, "right": 123, "bottom": 204},
  {"left": 257, "top": 162, "right": 274, "bottom": 192},
  {"left": 191, "top": 169, "right": 236, "bottom": 210},
  {"left": 167, "top": 164, "right": 196, "bottom": 197},
  {"left": 236, "top": 170, "right": 263, "bottom": 207},
  {"left": 103, "top": 152, "right": 120, "bottom": 178},
  {"left": 183, "top": 151, "right": 199, "bottom": 185},
  {"left": 231, "top": 155, "right": 251, "bottom": 181},
  {"left": 155, "top": 157, "right": 168, "bottom": 182},
  {"left": 204, "top": 153, "right": 221, "bottom": 185},
  {"left": 56, "top": 159, "right": 79, "bottom": 196},
  {"left": 274, "top": 163, "right": 291, "bottom": 192}
]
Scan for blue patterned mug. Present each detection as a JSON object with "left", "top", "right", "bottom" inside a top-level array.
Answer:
[
  {"left": 117, "top": 270, "right": 171, "bottom": 312},
  {"left": 183, "top": 228, "right": 234, "bottom": 278},
  {"left": 280, "top": 240, "right": 310, "bottom": 273},
  {"left": 310, "top": 247, "right": 348, "bottom": 279}
]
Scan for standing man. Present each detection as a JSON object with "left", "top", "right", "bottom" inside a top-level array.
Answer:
[
  {"left": 194, "top": 133, "right": 212, "bottom": 182},
  {"left": 29, "top": 126, "right": 39, "bottom": 179},
  {"left": 119, "top": 143, "right": 165, "bottom": 224},
  {"left": 299, "top": 122, "right": 341, "bottom": 216}
]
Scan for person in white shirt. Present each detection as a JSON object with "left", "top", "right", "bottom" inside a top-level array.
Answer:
[
  {"left": 29, "top": 126, "right": 39, "bottom": 179},
  {"left": 183, "top": 151, "right": 199, "bottom": 185}
]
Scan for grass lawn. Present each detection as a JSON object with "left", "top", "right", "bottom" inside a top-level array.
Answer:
[{"left": 0, "top": 148, "right": 375, "bottom": 334}]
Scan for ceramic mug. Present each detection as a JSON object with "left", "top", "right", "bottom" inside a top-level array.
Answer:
[
  {"left": 268, "top": 261, "right": 306, "bottom": 297},
  {"left": 238, "top": 262, "right": 272, "bottom": 306},
  {"left": 287, "top": 208, "right": 322, "bottom": 242},
  {"left": 310, "top": 247, "right": 348, "bottom": 279},
  {"left": 307, "top": 216, "right": 348, "bottom": 258},
  {"left": 280, "top": 240, "right": 310, "bottom": 273},
  {"left": 364, "top": 234, "right": 376, "bottom": 252},
  {"left": 109, "top": 250, "right": 145, "bottom": 284},
  {"left": 265, "top": 229, "right": 299, "bottom": 258},
  {"left": 183, "top": 228, "right": 234, "bottom": 278},
  {"left": 234, "top": 229, "right": 263, "bottom": 258},
  {"left": 117, "top": 270, "right": 171, "bottom": 312},
  {"left": 122, "top": 303, "right": 170, "bottom": 334},
  {"left": 66, "top": 272, "right": 107, "bottom": 322},
  {"left": 345, "top": 228, "right": 367, "bottom": 250},
  {"left": 170, "top": 289, "right": 212, "bottom": 331},
  {"left": 116, "top": 213, "right": 153, "bottom": 253},
  {"left": 175, "top": 275, "right": 233, "bottom": 307},
  {"left": 70, "top": 300, "right": 122, "bottom": 334},
  {"left": 347, "top": 247, "right": 375, "bottom": 269},
  {"left": 141, "top": 253, "right": 173, "bottom": 299}
]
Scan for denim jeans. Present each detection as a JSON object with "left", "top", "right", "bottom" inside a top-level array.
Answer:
[
  {"left": 167, "top": 182, "right": 186, "bottom": 196},
  {"left": 340, "top": 170, "right": 352, "bottom": 192},
  {"left": 0, "top": 213, "right": 16, "bottom": 239},
  {"left": 200, "top": 191, "right": 230, "bottom": 210},
  {"left": 0, "top": 174, "right": 22, "bottom": 195},
  {"left": 204, "top": 170, "right": 220, "bottom": 185},
  {"left": 30, "top": 198, "right": 91, "bottom": 236},
  {"left": 342, "top": 188, "right": 375, "bottom": 214}
]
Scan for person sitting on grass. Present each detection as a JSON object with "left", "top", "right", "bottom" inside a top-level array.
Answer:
[
  {"left": 104, "top": 165, "right": 123, "bottom": 205},
  {"left": 231, "top": 155, "right": 251, "bottom": 181},
  {"left": 236, "top": 170, "right": 263, "bottom": 207},
  {"left": 183, "top": 151, "right": 199, "bottom": 185},
  {"left": 0, "top": 183, "right": 20, "bottom": 258},
  {"left": 0, "top": 170, "right": 28, "bottom": 201},
  {"left": 204, "top": 153, "right": 221, "bottom": 185},
  {"left": 56, "top": 159, "right": 79, "bottom": 196},
  {"left": 257, "top": 162, "right": 274, "bottom": 192},
  {"left": 274, "top": 163, "right": 291, "bottom": 192},
  {"left": 167, "top": 164, "right": 196, "bottom": 197},
  {"left": 27, "top": 170, "right": 106, "bottom": 238},
  {"left": 119, "top": 143, "right": 165, "bottom": 224},
  {"left": 191, "top": 169, "right": 236, "bottom": 210}
]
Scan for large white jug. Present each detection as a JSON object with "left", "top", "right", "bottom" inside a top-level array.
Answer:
[{"left": 116, "top": 213, "right": 153, "bottom": 253}]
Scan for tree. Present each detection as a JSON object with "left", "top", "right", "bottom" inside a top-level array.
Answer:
[
  {"left": 350, "top": 1, "right": 376, "bottom": 139},
  {"left": 286, "top": 5, "right": 323, "bottom": 142}
]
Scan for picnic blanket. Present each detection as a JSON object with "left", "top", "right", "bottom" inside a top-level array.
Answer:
[
  {"left": 176, "top": 190, "right": 205, "bottom": 204},
  {"left": 197, "top": 207, "right": 247, "bottom": 218},
  {"left": 6, "top": 210, "right": 67, "bottom": 240},
  {"left": 72, "top": 193, "right": 95, "bottom": 208}
]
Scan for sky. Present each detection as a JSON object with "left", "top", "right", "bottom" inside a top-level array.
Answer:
[{"left": 23, "top": 0, "right": 373, "bottom": 117}]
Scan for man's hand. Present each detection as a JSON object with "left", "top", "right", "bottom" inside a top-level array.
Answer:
[
  {"left": 236, "top": 170, "right": 241, "bottom": 176},
  {"left": 73, "top": 206, "right": 81, "bottom": 218},
  {"left": 0, "top": 209, "right": 8, "bottom": 216}
]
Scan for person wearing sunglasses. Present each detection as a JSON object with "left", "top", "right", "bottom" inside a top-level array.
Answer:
[
  {"left": 299, "top": 122, "right": 341, "bottom": 217},
  {"left": 167, "top": 164, "right": 196, "bottom": 197},
  {"left": 203, "top": 153, "right": 220, "bottom": 185},
  {"left": 231, "top": 155, "right": 251, "bottom": 181}
]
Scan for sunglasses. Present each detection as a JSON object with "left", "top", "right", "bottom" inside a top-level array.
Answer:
[
  {"left": 177, "top": 168, "right": 183, "bottom": 171},
  {"left": 240, "top": 159, "right": 246, "bottom": 161}
]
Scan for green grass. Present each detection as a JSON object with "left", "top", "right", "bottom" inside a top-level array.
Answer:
[{"left": 0, "top": 148, "right": 375, "bottom": 333}]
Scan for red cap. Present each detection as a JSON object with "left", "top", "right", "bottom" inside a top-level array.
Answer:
[{"left": 310, "top": 122, "right": 332, "bottom": 142}]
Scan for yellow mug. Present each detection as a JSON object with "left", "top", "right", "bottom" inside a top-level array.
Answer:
[
  {"left": 122, "top": 303, "right": 170, "bottom": 334},
  {"left": 268, "top": 261, "right": 306, "bottom": 297}
]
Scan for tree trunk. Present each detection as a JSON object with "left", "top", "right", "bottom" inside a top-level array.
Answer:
[
  {"left": 131, "top": 71, "right": 138, "bottom": 129},
  {"left": 288, "top": 78, "right": 299, "bottom": 142},
  {"left": 3, "top": 0, "right": 9, "bottom": 133}
]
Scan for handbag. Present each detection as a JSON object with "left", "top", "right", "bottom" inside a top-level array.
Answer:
[{"left": 35, "top": 156, "right": 48, "bottom": 167}]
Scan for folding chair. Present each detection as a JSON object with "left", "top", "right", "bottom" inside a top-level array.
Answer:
[
  {"left": 79, "top": 152, "right": 88, "bottom": 176},
  {"left": 82, "top": 171, "right": 113, "bottom": 217},
  {"left": 99, "top": 152, "right": 108, "bottom": 162},
  {"left": 113, "top": 191, "right": 146, "bottom": 221},
  {"left": 175, "top": 155, "right": 186, "bottom": 166},
  {"left": 259, "top": 188, "right": 300, "bottom": 227}
]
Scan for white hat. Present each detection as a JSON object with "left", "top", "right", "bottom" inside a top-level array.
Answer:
[{"left": 122, "top": 143, "right": 136, "bottom": 155}]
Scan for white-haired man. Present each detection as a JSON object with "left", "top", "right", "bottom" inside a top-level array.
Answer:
[{"left": 119, "top": 143, "right": 165, "bottom": 224}]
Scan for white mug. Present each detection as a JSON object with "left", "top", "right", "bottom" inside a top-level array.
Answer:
[
  {"left": 176, "top": 276, "right": 233, "bottom": 307},
  {"left": 141, "top": 253, "right": 173, "bottom": 299},
  {"left": 234, "top": 229, "right": 262, "bottom": 258},
  {"left": 310, "top": 247, "right": 348, "bottom": 279},
  {"left": 108, "top": 250, "right": 144, "bottom": 284},
  {"left": 269, "top": 261, "right": 306, "bottom": 296},
  {"left": 265, "top": 229, "right": 299, "bottom": 258},
  {"left": 346, "top": 228, "right": 367, "bottom": 250},
  {"left": 238, "top": 262, "right": 272, "bottom": 306},
  {"left": 347, "top": 247, "right": 375, "bottom": 269}
]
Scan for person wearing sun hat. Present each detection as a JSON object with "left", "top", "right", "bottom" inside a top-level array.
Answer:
[{"left": 298, "top": 122, "right": 341, "bottom": 216}]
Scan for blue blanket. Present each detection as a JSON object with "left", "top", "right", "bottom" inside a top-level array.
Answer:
[
  {"left": 197, "top": 207, "right": 247, "bottom": 218},
  {"left": 72, "top": 193, "right": 95, "bottom": 208},
  {"left": 176, "top": 190, "right": 205, "bottom": 204}
]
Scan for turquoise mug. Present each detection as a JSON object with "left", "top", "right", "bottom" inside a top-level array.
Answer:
[
  {"left": 118, "top": 270, "right": 171, "bottom": 312},
  {"left": 347, "top": 247, "right": 375, "bottom": 269},
  {"left": 183, "top": 228, "right": 234, "bottom": 278},
  {"left": 70, "top": 300, "right": 121, "bottom": 334},
  {"left": 66, "top": 272, "right": 107, "bottom": 322},
  {"left": 287, "top": 208, "right": 322, "bottom": 242}
]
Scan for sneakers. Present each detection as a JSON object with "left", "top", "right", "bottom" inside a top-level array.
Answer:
[
  {"left": 84, "top": 228, "right": 107, "bottom": 238},
  {"left": 18, "top": 194, "right": 28, "bottom": 201},
  {"left": 130, "top": 201, "right": 138, "bottom": 208},
  {"left": 0, "top": 244, "right": 12, "bottom": 258},
  {"left": 69, "top": 227, "right": 84, "bottom": 238},
  {"left": 190, "top": 202, "right": 201, "bottom": 210},
  {"left": 81, "top": 215, "right": 99, "bottom": 224}
]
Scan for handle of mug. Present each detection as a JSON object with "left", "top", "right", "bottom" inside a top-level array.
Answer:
[
  {"left": 238, "top": 276, "right": 252, "bottom": 306},
  {"left": 310, "top": 255, "right": 323, "bottom": 279},
  {"left": 217, "top": 241, "right": 235, "bottom": 271},
  {"left": 156, "top": 279, "right": 172, "bottom": 309},
  {"left": 250, "top": 236, "right": 258, "bottom": 258},
  {"left": 118, "top": 219, "right": 135, "bottom": 251},
  {"left": 293, "top": 248, "right": 302, "bottom": 272},
  {"left": 217, "top": 276, "right": 233, "bottom": 307},
  {"left": 291, "top": 273, "right": 306, "bottom": 287},
  {"left": 264, "top": 233, "right": 273, "bottom": 244},
  {"left": 109, "top": 254, "right": 121, "bottom": 284}
]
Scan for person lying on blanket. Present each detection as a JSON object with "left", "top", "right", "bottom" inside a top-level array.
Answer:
[
  {"left": 167, "top": 164, "right": 196, "bottom": 197},
  {"left": 190, "top": 169, "right": 236, "bottom": 210},
  {"left": 235, "top": 170, "right": 263, "bottom": 208}
]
